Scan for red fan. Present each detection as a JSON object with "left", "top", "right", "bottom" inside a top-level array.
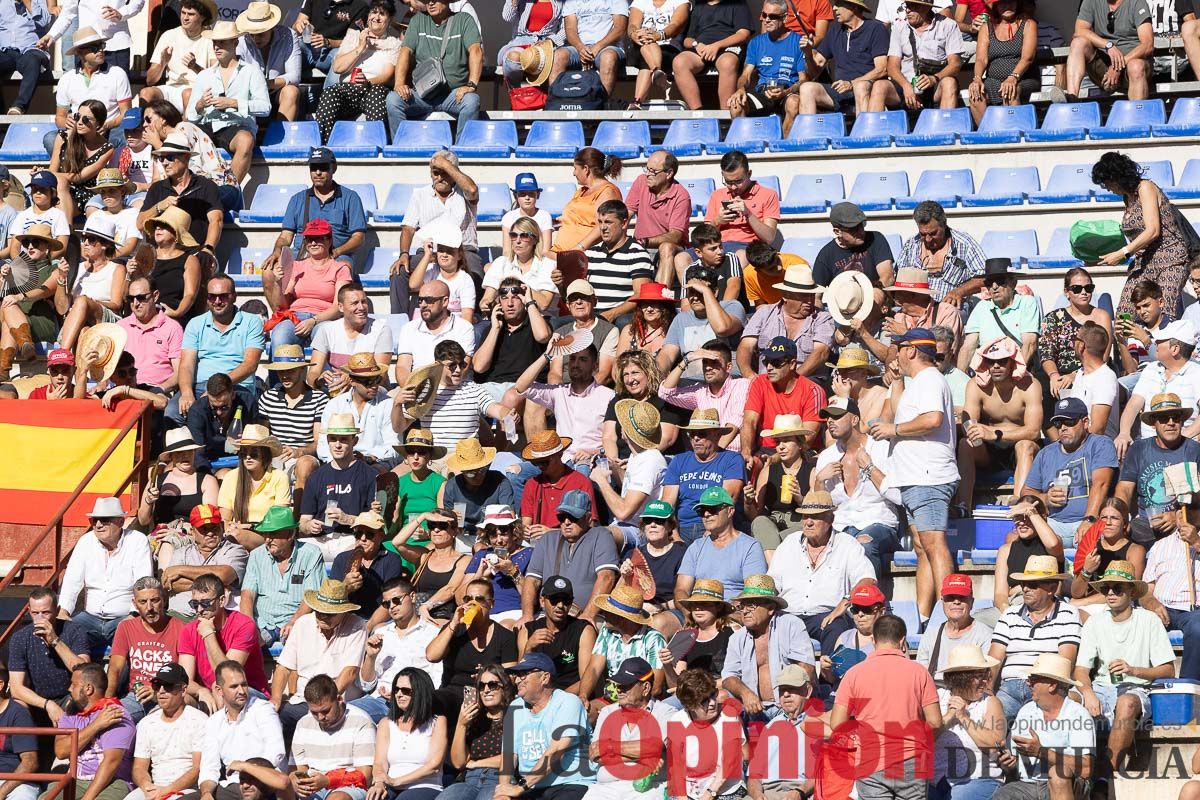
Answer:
[
  {"left": 1072, "top": 518, "right": 1107, "bottom": 576},
  {"left": 623, "top": 548, "right": 656, "bottom": 601}
]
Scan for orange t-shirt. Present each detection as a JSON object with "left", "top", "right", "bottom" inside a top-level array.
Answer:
[
  {"left": 744, "top": 252, "right": 805, "bottom": 306},
  {"left": 554, "top": 180, "right": 621, "bottom": 253},
  {"left": 783, "top": 0, "right": 834, "bottom": 37},
  {"left": 836, "top": 649, "right": 939, "bottom": 776},
  {"left": 706, "top": 181, "right": 782, "bottom": 244}
]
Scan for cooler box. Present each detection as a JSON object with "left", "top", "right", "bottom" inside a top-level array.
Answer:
[
  {"left": 972, "top": 505, "right": 1012, "bottom": 550},
  {"left": 1150, "top": 678, "right": 1200, "bottom": 725}
]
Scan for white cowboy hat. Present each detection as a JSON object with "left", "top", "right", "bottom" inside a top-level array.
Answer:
[{"left": 826, "top": 270, "right": 875, "bottom": 326}]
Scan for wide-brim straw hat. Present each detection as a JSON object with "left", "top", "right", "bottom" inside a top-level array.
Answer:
[
  {"left": 15, "top": 223, "right": 64, "bottom": 254},
  {"left": 833, "top": 0, "right": 872, "bottom": 13},
  {"left": 235, "top": 1, "right": 281, "bottom": 34},
  {"left": 522, "top": 430, "right": 572, "bottom": 460},
  {"left": 794, "top": 490, "right": 837, "bottom": 516},
  {"left": 680, "top": 408, "right": 733, "bottom": 433},
  {"left": 394, "top": 426, "right": 448, "bottom": 459},
  {"left": 827, "top": 344, "right": 882, "bottom": 376},
  {"left": 162, "top": 427, "right": 204, "bottom": 454},
  {"left": 1009, "top": 554, "right": 1069, "bottom": 582},
  {"left": 885, "top": 267, "right": 934, "bottom": 297},
  {"left": 446, "top": 438, "right": 497, "bottom": 472},
  {"left": 941, "top": 644, "right": 1001, "bottom": 674},
  {"left": 67, "top": 27, "right": 105, "bottom": 56},
  {"left": 205, "top": 19, "right": 243, "bottom": 39},
  {"left": 1026, "top": 653, "right": 1079, "bottom": 688},
  {"left": 615, "top": 399, "right": 662, "bottom": 452},
  {"left": 732, "top": 574, "right": 788, "bottom": 608},
  {"left": 826, "top": 270, "right": 874, "bottom": 326},
  {"left": 1088, "top": 559, "right": 1149, "bottom": 600},
  {"left": 595, "top": 584, "right": 651, "bottom": 625},
  {"left": 78, "top": 323, "right": 128, "bottom": 384},
  {"left": 399, "top": 362, "right": 443, "bottom": 420},
  {"left": 90, "top": 168, "right": 134, "bottom": 195},
  {"left": 304, "top": 578, "right": 361, "bottom": 614},
  {"left": 519, "top": 39, "right": 555, "bottom": 87},
  {"left": 678, "top": 578, "right": 733, "bottom": 614},
  {"left": 760, "top": 413, "right": 817, "bottom": 439},
  {"left": 264, "top": 343, "right": 313, "bottom": 370},
  {"left": 777, "top": 263, "right": 822, "bottom": 294},
  {"left": 1141, "top": 392, "right": 1194, "bottom": 425},
  {"left": 236, "top": 423, "right": 284, "bottom": 457},
  {"left": 143, "top": 205, "right": 199, "bottom": 249},
  {"left": 340, "top": 351, "right": 389, "bottom": 379}
]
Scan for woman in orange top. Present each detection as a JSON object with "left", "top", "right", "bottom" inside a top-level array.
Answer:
[{"left": 552, "top": 147, "right": 623, "bottom": 254}]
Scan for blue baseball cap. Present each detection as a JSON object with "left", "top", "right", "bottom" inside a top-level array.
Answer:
[
  {"left": 894, "top": 327, "right": 938, "bottom": 357},
  {"left": 1049, "top": 397, "right": 1088, "bottom": 424},
  {"left": 556, "top": 489, "right": 592, "bottom": 519},
  {"left": 28, "top": 171, "right": 57, "bottom": 190},
  {"left": 513, "top": 172, "right": 540, "bottom": 192},
  {"left": 509, "top": 652, "right": 558, "bottom": 678},
  {"left": 120, "top": 108, "right": 144, "bottom": 129},
  {"left": 764, "top": 336, "right": 797, "bottom": 360},
  {"left": 307, "top": 146, "right": 336, "bottom": 165}
]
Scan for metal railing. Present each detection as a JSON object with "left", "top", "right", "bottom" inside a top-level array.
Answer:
[
  {"left": 0, "top": 400, "right": 153, "bottom": 650},
  {"left": 0, "top": 727, "right": 79, "bottom": 800}
]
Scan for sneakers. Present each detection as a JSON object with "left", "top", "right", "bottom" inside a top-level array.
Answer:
[{"left": 6, "top": 107, "right": 23, "bottom": 115}]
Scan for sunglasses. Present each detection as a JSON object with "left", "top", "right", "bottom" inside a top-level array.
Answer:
[
  {"left": 155, "top": 153, "right": 185, "bottom": 163},
  {"left": 1156, "top": 412, "right": 1188, "bottom": 423},
  {"left": 188, "top": 597, "right": 217, "bottom": 611},
  {"left": 764, "top": 358, "right": 793, "bottom": 369},
  {"left": 508, "top": 231, "right": 535, "bottom": 240},
  {"left": 545, "top": 595, "right": 572, "bottom": 606},
  {"left": 760, "top": 11, "right": 783, "bottom": 19},
  {"left": 566, "top": 294, "right": 591, "bottom": 303},
  {"left": 208, "top": 292, "right": 234, "bottom": 302},
  {"left": 417, "top": 295, "right": 445, "bottom": 305},
  {"left": 557, "top": 513, "right": 583, "bottom": 524},
  {"left": 76, "top": 43, "right": 103, "bottom": 53},
  {"left": 478, "top": 680, "right": 503, "bottom": 691},
  {"left": 81, "top": 235, "right": 107, "bottom": 245},
  {"left": 1067, "top": 284, "right": 1096, "bottom": 295},
  {"left": 440, "top": 360, "right": 467, "bottom": 372},
  {"left": 463, "top": 595, "right": 490, "bottom": 603},
  {"left": 395, "top": 686, "right": 413, "bottom": 696},
  {"left": 983, "top": 278, "right": 1011, "bottom": 289},
  {"left": 498, "top": 286, "right": 526, "bottom": 297},
  {"left": 129, "top": 291, "right": 154, "bottom": 304},
  {"left": 850, "top": 605, "right": 881, "bottom": 614},
  {"left": 428, "top": 521, "right": 452, "bottom": 531},
  {"left": 1101, "top": 584, "right": 1128, "bottom": 595},
  {"left": 150, "top": 680, "right": 181, "bottom": 691},
  {"left": 1051, "top": 418, "right": 1083, "bottom": 430},
  {"left": 382, "top": 593, "right": 411, "bottom": 608},
  {"left": 355, "top": 528, "right": 381, "bottom": 540},
  {"left": 488, "top": 524, "right": 517, "bottom": 535},
  {"left": 943, "top": 595, "right": 971, "bottom": 604},
  {"left": 73, "top": 113, "right": 96, "bottom": 124},
  {"left": 696, "top": 505, "right": 726, "bottom": 516},
  {"left": 352, "top": 375, "right": 382, "bottom": 386}
]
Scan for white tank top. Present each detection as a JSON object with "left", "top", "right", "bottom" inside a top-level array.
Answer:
[
  {"left": 934, "top": 687, "right": 997, "bottom": 783},
  {"left": 387, "top": 718, "right": 442, "bottom": 788},
  {"left": 73, "top": 260, "right": 118, "bottom": 303}
]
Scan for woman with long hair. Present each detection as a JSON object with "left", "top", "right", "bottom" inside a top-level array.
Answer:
[
  {"left": 143, "top": 206, "right": 203, "bottom": 322},
  {"left": 481, "top": 216, "right": 558, "bottom": 313},
  {"left": 993, "top": 494, "right": 1065, "bottom": 609},
  {"left": 57, "top": 215, "right": 129, "bottom": 352},
  {"left": 966, "top": 0, "right": 1038, "bottom": 124},
  {"left": 409, "top": 227, "right": 476, "bottom": 323},
  {"left": 137, "top": 428, "right": 220, "bottom": 529},
  {"left": 264, "top": 217, "right": 352, "bottom": 350},
  {"left": 660, "top": 579, "right": 733, "bottom": 692},
  {"left": 440, "top": 665, "right": 514, "bottom": 800},
  {"left": 617, "top": 282, "right": 676, "bottom": 358},
  {"left": 1092, "top": 150, "right": 1192, "bottom": 317},
  {"left": 48, "top": 98, "right": 115, "bottom": 220},
  {"left": 603, "top": 351, "right": 683, "bottom": 471},
  {"left": 1037, "top": 267, "right": 1112, "bottom": 400},
  {"left": 393, "top": 509, "right": 472, "bottom": 626},
  {"left": 367, "top": 667, "right": 448, "bottom": 800},
  {"left": 0, "top": 225, "right": 67, "bottom": 374},
  {"left": 315, "top": 0, "right": 400, "bottom": 143},
  {"left": 930, "top": 645, "right": 1006, "bottom": 800},
  {"left": 553, "top": 147, "right": 622, "bottom": 254},
  {"left": 460, "top": 506, "right": 530, "bottom": 627},
  {"left": 746, "top": 416, "right": 817, "bottom": 561},
  {"left": 1069, "top": 498, "right": 1145, "bottom": 605},
  {"left": 218, "top": 425, "right": 292, "bottom": 551}
]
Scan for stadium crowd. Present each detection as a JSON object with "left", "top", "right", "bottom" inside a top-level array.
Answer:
[{"left": 6, "top": 0, "right": 1200, "bottom": 800}]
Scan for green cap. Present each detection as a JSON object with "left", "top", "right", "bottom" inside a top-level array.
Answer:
[
  {"left": 693, "top": 486, "right": 735, "bottom": 510},
  {"left": 640, "top": 500, "right": 675, "bottom": 520},
  {"left": 254, "top": 505, "right": 298, "bottom": 534}
]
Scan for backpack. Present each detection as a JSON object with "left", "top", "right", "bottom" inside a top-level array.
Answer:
[{"left": 545, "top": 69, "right": 607, "bottom": 111}]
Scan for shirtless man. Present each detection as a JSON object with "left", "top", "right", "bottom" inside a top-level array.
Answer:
[
  {"left": 957, "top": 337, "right": 1043, "bottom": 509},
  {"left": 828, "top": 345, "right": 888, "bottom": 433}
]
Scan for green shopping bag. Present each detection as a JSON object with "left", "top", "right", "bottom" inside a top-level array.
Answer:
[{"left": 1069, "top": 219, "right": 1127, "bottom": 263}]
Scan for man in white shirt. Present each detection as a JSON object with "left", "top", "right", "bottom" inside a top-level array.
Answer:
[
  {"left": 309, "top": 282, "right": 394, "bottom": 391},
  {"left": 582, "top": 657, "right": 674, "bottom": 800},
  {"left": 1117, "top": 319, "right": 1200, "bottom": 452},
  {"left": 44, "top": 0, "right": 144, "bottom": 72},
  {"left": 59, "top": 497, "right": 154, "bottom": 659},
  {"left": 394, "top": 278, "right": 475, "bottom": 385},
  {"left": 128, "top": 663, "right": 208, "bottom": 800},
  {"left": 45, "top": 28, "right": 133, "bottom": 154},
  {"left": 139, "top": 0, "right": 218, "bottom": 111},
  {"left": 1066, "top": 321, "right": 1120, "bottom": 439},
  {"left": 869, "top": 327, "right": 959, "bottom": 626},
  {"left": 198, "top": 661, "right": 286, "bottom": 800},
  {"left": 317, "top": 353, "right": 400, "bottom": 465},
  {"left": 350, "top": 577, "right": 442, "bottom": 723}
]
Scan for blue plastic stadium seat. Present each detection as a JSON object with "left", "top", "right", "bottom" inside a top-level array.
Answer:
[
  {"left": 781, "top": 174, "right": 845, "bottom": 214},
  {"left": 969, "top": 550, "right": 999, "bottom": 565},
  {"left": 326, "top": 120, "right": 386, "bottom": 157},
  {"left": 982, "top": 229, "right": 1038, "bottom": 265},
  {"left": 757, "top": 175, "right": 781, "bottom": 199},
  {"left": 476, "top": 183, "right": 514, "bottom": 222},
  {"left": 898, "top": 108, "right": 972, "bottom": 147},
  {"left": 1171, "top": 630, "right": 1185, "bottom": 647},
  {"left": 680, "top": 178, "right": 716, "bottom": 215},
  {"left": 1028, "top": 164, "right": 1094, "bottom": 204},
  {"left": 1155, "top": 97, "right": 1200, "bottom": 137},
  {"left": 960, "top": 104, "right": 1036, "bottom": 144},
  {"left": 516, "top": 120, "right": 585, "bottom": 158},
  {"left": 452, "top": 120, "right": 518, "bottom": 157},
  {"left": 781, "top": 236, "right": 833, "bottom": 264},
  {"left": 710, "top": 116, "right": 782, "bottom": 154},
  {"left": 962, "top": 166, "right": 1041, "bottom": 207},
  {"left": 662, "top": 118, "right": 720, "bottom": 157},
  {"left": 1025, "top": 102, "right": 1101, "bottom": 142},
  {"left": 1027, "top": 227, "right": 1083, "bottom": 269},
  {"left": 538, "top": 183, "right": 576, "bottom": 218},
  {"left": 1091, "top": 99, "right": 1166, "bottom": 140},
  {"left": 893, "top": 551, "right": 919, "bottom": 567},
  {"left": 770, "top": 113, "right": 844, "bottom": 152},
  {"left": 885, "top": 232, "right": 903, "bottom": 256},
  {"left": 374, "top": 184, "right": 419, "bottom": 223},
  {"left": 228, "top": 248, "right": 271, "bottom": 287},
  {"left": 896, "top": 169, "right": 975, "bottom": 210},
  {"left": 0, "top": 122, "right": 54, "bottom": 161},
  {"left": 889, "top": 600, "right": 922, "bottom": 646},
  {"left": 383, "top": 120, "right": 452, "bottom": 158},
  {"left": 239, "top": 184, "right": 305, "bottom": 223},
  {"left": 835, "top": 110, "right": 908, "bottom": 149},
  {"left": 1167, "top": 159, "right": 1200, "bottom": 200},
  {"left": 591, "top": 121, "right": 650, "bottom": 158},
  {"left": 360, "top": 249, "right": 400, "bottom": 288},
  {"left": 346, "top": 183, "right": 378, "bottom": 216},
  {"left": 848, "top": 171, "right": 910, "bottom": 211},
  {"left": 257, "top": 120, "right": 320, "bottom": 159}
]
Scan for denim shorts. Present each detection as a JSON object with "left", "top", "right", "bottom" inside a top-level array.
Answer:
[
  {"left": 900, "top": 482, "right": 958, "bottom": 534},
  {"left": 1092, "top": 682, "right": 1151, "bottom": 729},
  {"left": 562, "top": 44, "right": 626, "bottom": 68}
]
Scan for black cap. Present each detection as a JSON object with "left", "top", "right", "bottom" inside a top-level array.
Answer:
[
  {"left": 307, "top": 146, "right": 336, "bottom": 166},
  {"left": 153, "top": 663, "right": 188, "bottom": 686},
  {"left": 541, "top": 575, "right": 574, "bottom": 599},
  {"left": 685, "top": 265, "right": 719, "bottom": 286},
  {"left": 610, "top": 657, "right": 654, "bottom": 686}
]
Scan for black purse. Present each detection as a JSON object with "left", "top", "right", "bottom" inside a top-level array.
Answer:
[{"left": 909, "top": 26, "right": 948, "bottom": 77}]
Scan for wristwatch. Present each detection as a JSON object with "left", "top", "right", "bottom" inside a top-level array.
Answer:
[
  {"left": 1105, "top": 41, "right": 1115, "bottom": 51},
  {"left": 465, "top": 81, "right": 478, "bottom": 89},
  {"left": 1082, "top": 515, "right": 1098, "bottom": 524}
]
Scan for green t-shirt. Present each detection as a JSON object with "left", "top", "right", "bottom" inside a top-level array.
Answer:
[
  {"left": 398, "top": 470, "right": 445, "bottom": 525},
  {"left": 401, "top": 11, "right": 481, "bottom": 90}
]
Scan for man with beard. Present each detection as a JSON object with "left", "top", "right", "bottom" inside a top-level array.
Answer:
[
  {"left": 657, "top": 267, "right": 746, "bottom": 384},
  {"left": 740, "top": 336, "right": 826, "bottom": 471},
  {"left": 53, "top": 663, "right": 137, "bottom": 800},
  {"left": 395, "top": 278, "right": 476, "bottom": 386},
  {"left": 240, "top": 506, "right": 326, "bottom": 647},
  {"left": 187, "top": 372, "right": 256, "bottom": 472},
  {"left": 896, "top": 201, "right": 986, "bottom": 308},
  {"left": 737, "top": 264, "right": 834, "bottom": 380},
  {"left": 812, "top": 203, "right": 894, "bottom": 290},
  {"left": 309, "top": 282, "right": 393, "bottom": 389},
  {"left": 107, "top": 577, "right": 183, "bottom": 722},
  {"left": 1116, "top": 393, "right": 1200, "bottom": 544},
  {"left": 198, "top": 661, "right": 286, "bottom": 800},
  {"left": 264, "top": 147, "right": 368, "bottom": 273},
  {"left": 517, "top": 576, "right": 596, "bottom": 694},
  {"left": 177, "top": 574, "right": 270, "bottom": 711}
]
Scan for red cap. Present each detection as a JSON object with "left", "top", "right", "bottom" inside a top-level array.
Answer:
[
  {"left": 302, "top": 218, "right": 333, "bottom": 238},
  {"left": 46, "top": 348, "right": 75, "bottom": 367},
  {"left": 941, "top": 573, "right": 974, "bottom": 598},
  {"left": 189, "top": 504, "right": 223, "bottom": 528},
  {"left": 850, "top": 584, "right": 886, "bottom": 607}
]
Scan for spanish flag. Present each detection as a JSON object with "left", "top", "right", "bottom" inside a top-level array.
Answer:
[{"left": 0, "top": 401, "right": 141, "bottom": 527}]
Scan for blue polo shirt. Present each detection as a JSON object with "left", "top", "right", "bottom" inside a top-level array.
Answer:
[
  {"left": 815, "top": 19, "right": 889, "bottom": 82},
  {"left": 281, "top": 184, "right": 368, "bottom": 253},
  {"left": 9, "top": 621, "right": 90, "bottom": 700},
  {"left": 182, "top": 309, "right": 267, "bottom": 390}
]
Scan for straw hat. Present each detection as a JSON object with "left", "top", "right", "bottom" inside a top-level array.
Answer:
[
  {"left": 884, "top": 267, "right": 933, "bottom": 297},
  {"left": 522, "top": 430, "right": 572, "bottom": 460},
  {"left": 519, "top": 39, "right": 555, "bottom": 86},
  {"left": 777, "top": 263, "right": 822, "bottom": 294},
  {"left": 1088, "top": 559, "right": 1149, "bottom": 599},
  {"left": 678, "top": 578, "right": 733, "bottom": 614},
  {"left": 14, "top": 223, "right": 64, "bottom": 254},
  {"left": 795, "top": 490, "right": 837, "bottom": 516},
  {"left": 325, "top": 412, "right": 360, "bottom": 436},
  {"left": 827, "top": 345, "right": 882, "bottom": 376},
  {"left": 161, "top": 427, "right": 203, "bottom": 454},
  {"left": 1009, "top": 554, "right": 1068, "bottom": 582},
  {"left": 264, "top": 343, "right": 312, "bottom": 371},
  {"left": 826, "top": 270, "right": 874, "bottom": 326},
  {"left": 760, "top": 413, "right": 816, "bottom": 439},
  {"left": 235, "top": 1, "right": 281, "bottom": 34},
  {"left": 446, "top": 438, "right": 497, "bottom": 473},
  {"left": 394, "top": 426, "right": 447, "bottom": 459},
  {"left": 10, "top": 375, "right": 49, "bottom": 398},
  {"left": 91, "top": 168, "right": 134, "bottom": 195},
  {"left": 833, "top": 0, "right": 872, "bottom": 13},
  {"left": 732, "top": 575, "right": 787, "bottom": 608},
  {"left": 340, "top": 351, "right": 389, "bottom": 379},
  {"left": 679, "top": 408, "right": 733, "bottom": 433},
  {"left": 940, "top": 644, "right": 1001, "bottom": 674},
  {"left": 78, "top": 322, "right": 128, "bottom": 384},
  {"left": 204, "top": 19, "right": 242, "bottom": 40},
  {"left": 152, "top": 131, "right": 196, "bottom": 158},
  {"left": 399, "top": 362, "right": 443, "bottom": 420},
  {"left": 1026, "top": 653, "right": 1078, "bottom": 687},
  {"left": 615, "top": 399, "right": 662, "bottom": 452},
  {"left": 595, "top": 584, "right": 651, "bottom": 625},
  {"left": 235, "top": 423, "right": 283, "bottom": 457},
  {"left": 143, "top": 205, "right": 199, "bottom": 249},
  {"left": 67, "top": 27, "right": 105, "bottom": 56},
  {"left": 303, "top": 578, "right": 361, "bottom": 614},
  {"left": 1141, "top": 392, "right": 1193, "bottom": 425}
]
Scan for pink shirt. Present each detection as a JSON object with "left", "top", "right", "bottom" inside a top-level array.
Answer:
[
  {"left": 705, "top": 181, "right": 781, "bottom": 244},
  {"left": 837, "top": 648, "right": 939, "bottom": 775},
  {"left": 289, "top": 259, "right": 352, "bottom": 315},
  {"left": 658, "top": 378, "right": 751, "bottom": 449},
  {"left": 524, "top": 381, "right": 616, "bottom": 461},
  {"left": 178, "top": 610, "right": 269, "bottom": 692},
  {"left": 625, "top": 175, "right": 693, "bottom": 246},
  {"left": 118, "top": 310, "right": 184, "bottom": 387}
]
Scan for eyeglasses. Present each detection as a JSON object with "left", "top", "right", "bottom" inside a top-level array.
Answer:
[
  {"left": 1067, "top": 284, "right": 1096, "bottom": 295},
  {"left": 478, "top": 680, "right": 503, "bottom": 691},
  {"left": 696, "top": 505, "right": 726, "bottom": 517},
  {"left": 498, "top": 286, "right": 526, "bottom": 297},
  {"left": 129, "top": 291, "right": 154, "bottom": 304},
  {"left": 208, "top": 292, "right": 234, "bottom": 302},
  {"left": 382, "top": 593, "right": 412, "bottom": 608},
  {"left": 566, "top": 294, "right": 591, "bottom": 304},
  {"left": 417, "top": 295, "right": 445, "bottom": 305},
  {"left": 309, "top": 163, "right": 332, "bottom": 172},
  {"left": 93, "top": 517, "right": 123, "bottom": 526},
  {"left": 760, "top": 12, "right": 784, "bottom": 19},
  {"left": 81, "top": 235, "right": 106, "bottom": 245},
  {"left": 487, "top": 524, "right": 516, "bottom": 535},
  {"left": 76, "top": 43, "right": 103, "bottom": 53},
  {"left": 508, "top": 231, "right": 535, "bottom": 240},
  {"left": 722, "top": 175, "right": 748, "bottom": 186},
  {"left": 983, "top": 357, "right": 1013, "bottom": 366},
  {"left": 355, "top": 528, "right": 381, "bottom": 540},
  {"left": 150, "top": 680, "right": 181, "bottom": 692},
  {"left": 188, "top": 597, "right": 217, "bottom": 611},
  {"left": 943, "top": 595, "right": 971, "bottom": 604},
  {"left": 643, "top": 166, "right": 667, "bottom": 176},
  {"left": 983, "top": 278, "right": 1011, "bottom": 289}
]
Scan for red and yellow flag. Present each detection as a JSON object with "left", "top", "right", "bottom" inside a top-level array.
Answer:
[{"left": 0, "top": 400, "right": 142, "bottom": 527}]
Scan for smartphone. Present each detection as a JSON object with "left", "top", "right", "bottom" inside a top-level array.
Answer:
[
  {"left": 464, "top": 686, "right": 478, "bottom": 705},
  {"left": 721, "top": 200, "right": 732, "bottom": 209},
  {"left": 1118, "top": 312, "right": 1133, "bottom": 322}
]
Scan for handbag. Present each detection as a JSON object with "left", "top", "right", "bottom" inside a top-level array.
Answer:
[
  {"left": 908, "top": 26, "right": 948, "bottom": 77},
  {"left": 1170, "top": 202, "right": 1200, "bottom": 261},
  {"left": 412, "top": 18, "right": 454, "bottom": 100},
  {"left": 509, "top": 84, "right": 547, "bottom": 111}
]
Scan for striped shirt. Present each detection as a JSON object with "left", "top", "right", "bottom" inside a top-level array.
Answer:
[
  {"left": 290, "top": 705, "right": 375, "bottom": 772},
  {"left": 256, "top": 386, "right": 329, "bottom": 448},
  {"left": 583, "top": 238, "right": 655, "bottom": 311},
  {"left": 1145, "top": 532, "right": 1200, "bottom": 610},
  {"left": 990, "top": 601, "right": 1082, "bottom": 682},
  {"left": 592, "top": 624, "right": 666, "bottom": 670},
  {"left": 421, "top": 382, "right": 494, "bottom": 449}
]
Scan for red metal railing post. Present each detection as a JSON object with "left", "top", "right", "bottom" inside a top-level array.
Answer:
[{"left": 0, "top": 727, "right": 78, "bottom": 800}]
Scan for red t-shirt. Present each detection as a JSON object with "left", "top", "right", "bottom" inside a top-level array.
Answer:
[
  {"left": 111, "top": 616, "right": 184, "bottom": 687},
  {"left": 27, "top": 386, "right": 50, "bottom": 400},
  {"left": 178, "top": 611, "right": 269, "bottom": 692},
  {"left": 836, "top": 649, "right": 939, "bottom": 775},
  {"left": 956, "top": 0, "right": 988, "bottom": 18},
  {"left": 783, "top": 0, "right": 833, "bottom": 36},
  {"left": 520, "top": 468, "right": 597, "bottom": 529},
  {"left": 745, "top": 373, "right": 827, "bottom": 448},
  {"left": 705, "top": 181, "right": 781, "bottom": 244}
]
